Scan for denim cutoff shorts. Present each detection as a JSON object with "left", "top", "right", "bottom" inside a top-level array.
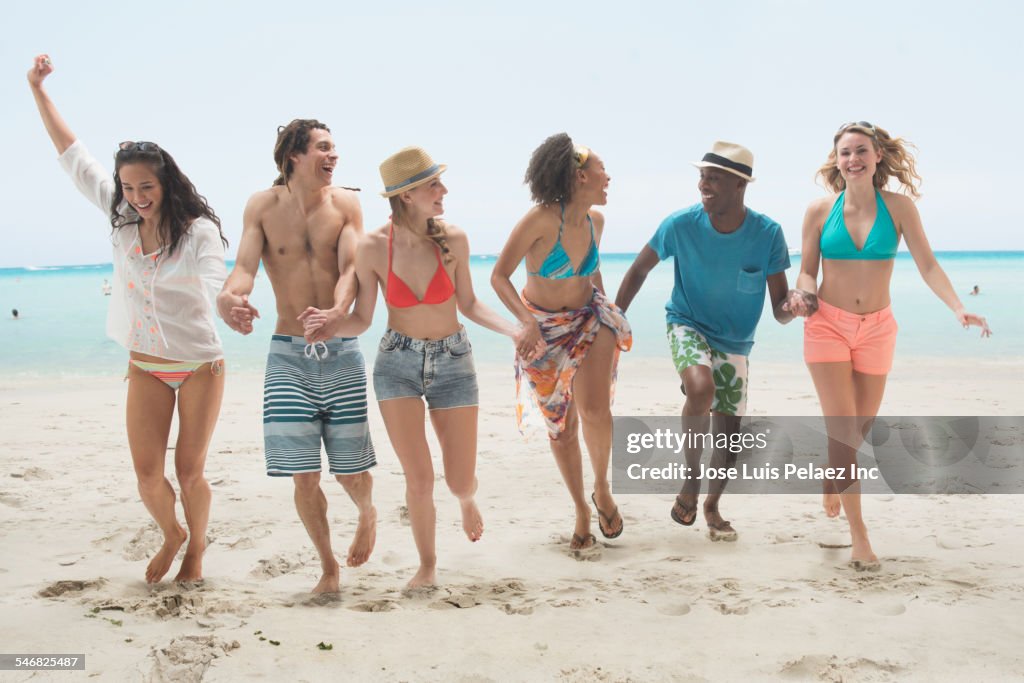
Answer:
[{"left": 372, "top": 327, "right": 479, "bottom": 409}]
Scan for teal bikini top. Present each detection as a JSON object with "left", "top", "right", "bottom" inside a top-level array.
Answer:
[
  {"left": 820, "top": 190, "right": 899, "bottom": 260},
  {"left": 528, "top": 202, "right": 600, "bottom": 279}
]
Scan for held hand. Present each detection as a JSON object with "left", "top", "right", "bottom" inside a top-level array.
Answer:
[
  {"left": 298, "top": 307, "right": 327, "bottom": 342},
  {"left": 514, "top": 321, "right": 544, "bottom": 361},
  {"left": 218, "top": 292, "right": 259, "bottom": 334},
  {"left": 525, "top": 337, "right": 547, "bottom": 363},
  {"left": 298, "top": 307, "right": 345, "bottom": 343},
  {"left": 27, "top": 54, "right": 53, "bottom": 88},
  {"left": 956, "top": 309, "right": 992, "bottom": 337},
  {"left": 783, "top": 289, "right": 818, "bottom": 317}
]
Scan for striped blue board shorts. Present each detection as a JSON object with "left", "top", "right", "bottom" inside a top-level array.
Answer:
[{"left": 263, "top": 335, "right": 376, "bottom": 477}]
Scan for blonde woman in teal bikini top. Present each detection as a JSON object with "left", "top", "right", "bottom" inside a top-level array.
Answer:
[{"left": 787, "top": 121, "right": 990, "bottom": 570}]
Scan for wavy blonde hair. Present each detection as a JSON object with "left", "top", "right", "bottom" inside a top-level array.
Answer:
[
  {"left": 817, "top": 123, "right": 922, "bottom": 198},
  {"left": 388, "top": 196, "right": 454, "bottom": 265}
]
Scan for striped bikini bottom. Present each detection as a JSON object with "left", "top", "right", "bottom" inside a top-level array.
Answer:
[{"left": 128, "top": 359, "right": 224, "bottom": 390}]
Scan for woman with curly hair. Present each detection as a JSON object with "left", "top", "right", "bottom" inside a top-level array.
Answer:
[
  {"left": 28, "top": 54, "right": 229, "bottom": 584},
  {"left": 491, "top": 133, "right": 632, "bottom": 551},
  {"left": 787, "top": 121, "right": 990, "bottom": 569},
  {"left": 322, "top": 146, "right": 540, "bottom": 587}
]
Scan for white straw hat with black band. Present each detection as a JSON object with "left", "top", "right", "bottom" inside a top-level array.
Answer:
[{"left": 691, "top": 141, "right": 755, "bottom": 182}]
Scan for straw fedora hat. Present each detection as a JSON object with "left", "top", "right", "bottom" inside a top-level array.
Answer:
[
  {"left": 691, "top": 141, "right": 755, "bottom": 182},
  {"left": 379, "top": 146, "right": 447, "bottom": 198}
]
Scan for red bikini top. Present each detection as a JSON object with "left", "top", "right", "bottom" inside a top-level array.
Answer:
[{"left": 385, "top": 221, "right": 456, "bottom": 308}]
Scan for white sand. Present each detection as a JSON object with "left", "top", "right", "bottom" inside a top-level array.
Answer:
[{"left": 1, "top": 356, "right": 1022, "bottom": 681}]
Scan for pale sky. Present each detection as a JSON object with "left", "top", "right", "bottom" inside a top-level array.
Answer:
[{"left": 2, "top": 0, "right": 1021, "bottom": 267}]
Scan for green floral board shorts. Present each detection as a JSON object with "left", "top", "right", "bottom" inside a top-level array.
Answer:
[{"left": 667, "top": 324, "right": 749, "bottom": 416}]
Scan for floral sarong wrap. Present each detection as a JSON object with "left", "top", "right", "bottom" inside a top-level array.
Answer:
[{"left": 515, "top": 288, "right": 632, "bottom": 438}]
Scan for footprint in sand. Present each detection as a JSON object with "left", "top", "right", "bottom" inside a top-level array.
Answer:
[
  {"left": 401, "top": 585, "right": 441, "bottom": 601},
  {"left": 123, "top": 525, "right": 167, "bottom": 562},
  {"left": 223, "top": 536, "right": 255, "bottom": 550},
  {"left": 553, "top": 535, "right": 603, "bottom": 562},
  {"left": 37, "top": 578, "right": 106, "bottom": 598},
  {"left": 303, "top": 593, "right": 343, "bottom": 607},
  {"left": 430, "top": 594, "right": 481, "bottom": 610},
  {"left": 249, "top": 554, "right": 307, "bottom": 579},
  {"left": 350, "top": 599, "right": 400, "bottom": 612},
  {"left": 20, "top": 467, "right": 53, "bottom": 481},
  {"left": 768, "top": 532, "right": 803, "bottom": 544},
  {"left": 779, "top": 655, "right": 907, "bottom": 679},
  {"left": 148, "top": 635, "right": 240, "bottom": 682},
  {"left": 714, "top": 602, "right": 750, "bottom": 615},
  {"left": 656, "top": 602, "right": 691, "bottom": 616},
  {"left": 935, "top": 535, "right": 965, "bottom": 550},
  {"left": 870, "top": 601, "right": 907, "bottom": 616},
  {"left": 0, "top": 492, "right": 26, "bottom": 508},
  {"left": 380, "top": 551, "right": 402, "bottom": 567}
]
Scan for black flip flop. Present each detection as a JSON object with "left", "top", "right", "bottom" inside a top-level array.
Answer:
[
  {"left": 591, "top": 493, "right": 623, "bottom": 539},
  {"left": 570, "top": 533, "right": 597, "bottom": 550},
  {"left": 670, "top": 495, "right": 697, "bottom": 527}
]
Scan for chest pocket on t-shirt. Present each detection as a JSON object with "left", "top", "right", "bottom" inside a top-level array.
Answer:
[{"left": 736, "top": 268, "right": 764, "bottom": 295}]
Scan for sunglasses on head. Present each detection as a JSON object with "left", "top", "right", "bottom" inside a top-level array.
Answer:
[
  {"left": 836, "top": 121, "right": 876, "bottom": 136},
  {"left": 573, "top": 145, "right": 590, "bottom": 169},
  {"left": 117, "top": 140, "right": 159, "bottom": 153}
]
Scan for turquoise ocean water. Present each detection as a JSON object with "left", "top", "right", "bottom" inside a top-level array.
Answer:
[{"left": 0, "top": 252, "right": 1019, "bottom": 378}]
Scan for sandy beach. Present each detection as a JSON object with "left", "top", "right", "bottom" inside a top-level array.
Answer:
[{"left": 1, "top": 356, "right": 1022, "bottom": 681}]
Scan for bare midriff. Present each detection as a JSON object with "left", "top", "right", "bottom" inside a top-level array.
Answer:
[
  {"left": 385, "top": 298, "right": 461, "bottom": 340},
  {"left": 523, "top": 275, "right": 596, "bottom": 311},
  {"left": 818, "top": 259, "right": 895, "bottom": 314}
]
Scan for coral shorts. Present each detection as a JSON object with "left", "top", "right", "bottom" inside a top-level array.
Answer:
[{"left": 803, "top": 300, "right": 898, "bottom": 375}]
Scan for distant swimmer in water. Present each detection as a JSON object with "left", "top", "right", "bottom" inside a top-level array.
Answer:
[
  {"left": 11, "top": 309, "right": 19, "bottom": 319},
  {"left": 969, "top": 285, "right": 980, "bottom": 296},
  {"left": 102, "top": 278, "right": 112, "bottom": 295}
]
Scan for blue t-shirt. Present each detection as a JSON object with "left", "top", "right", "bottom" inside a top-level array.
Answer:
[{"left": 648, "top": 204, "right": 790, "bottom": 356}]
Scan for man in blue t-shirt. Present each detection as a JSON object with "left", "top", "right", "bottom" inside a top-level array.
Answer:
[{"left": 616, "top": 141, "right": 802, "bottom": 541}]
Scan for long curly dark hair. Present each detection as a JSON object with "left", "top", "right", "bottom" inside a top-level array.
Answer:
[
  {"left": 524, "top": 132, "right": 582, "bottom": 205},
  {"left": 110, "top": 142, "right": 226, "bottom": 257},
  {"left": 273, "top": 119, "right": 330, "bottom": 186}
]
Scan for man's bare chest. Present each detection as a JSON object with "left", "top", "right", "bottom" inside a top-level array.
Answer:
[{"left": 262, "top": 211, "right": 342, "bottom": 260}]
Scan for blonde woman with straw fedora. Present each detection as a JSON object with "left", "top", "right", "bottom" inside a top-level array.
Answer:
[
  {"left": 491, "top": 133, "right": 632, "bottom": 551},
  {"left": 318, "top": 146, "right": 543, "bottom": 587}
]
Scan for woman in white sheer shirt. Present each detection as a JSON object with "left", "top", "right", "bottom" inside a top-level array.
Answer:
[{"left": 28, "top": 54, "right": 229, "bottom": 584}]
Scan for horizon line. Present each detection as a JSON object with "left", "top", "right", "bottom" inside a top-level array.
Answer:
[{"left": 3, "top": 249, "right": 1023, "bottom": 272}]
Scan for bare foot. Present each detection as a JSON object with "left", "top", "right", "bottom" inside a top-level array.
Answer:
[
  {"left": 704, "top": 507, "right": 738, "bottom": 542},
  {"left": 173, "top": 549, "right": 203, "bottom": 583},
  {"left": 460, "top": 499, "right": 484, "bottom": 542},
  {"left": 347, "top": 506, "right": 377, "bottom": 567},
  {"left": 407, "top": 565, "right": 437, "bottom": 588},
  {"left": 850, "top": 529, "right": 877, "bottom": 565},
  {"left": 312, "top": 559, "right": 341, "bottom": 594},
  {"left": 823, "top": 492, "right": 842, "bottom": 518},
  {"left": 146, "top": 525, "right": 187, "bottom": 584}
]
